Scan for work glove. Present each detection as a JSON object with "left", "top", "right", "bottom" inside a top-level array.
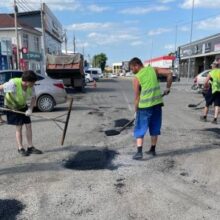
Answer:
[
  {"left": 163, "top": 88, "right": 170, "bottom": 96},
  {"left": 25, "top": 108, "right": 32, "bottom": 116}
]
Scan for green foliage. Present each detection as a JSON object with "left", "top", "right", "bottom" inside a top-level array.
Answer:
[{"left": 92, "top": 53, "right": 108, "bottom": 71}]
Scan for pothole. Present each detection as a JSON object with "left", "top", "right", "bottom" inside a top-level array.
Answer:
[
  {"left": 114, "top": 118, "right": 130, "bottom": 127},
  {"left": 88, "top": 111, "right": 104, "bottom": 117},
  {"left": 63, "top": 148, "right": 119, "bottom": 170},
  {"left": 0, "top": 199, "right": 25, "bottom": 219}
]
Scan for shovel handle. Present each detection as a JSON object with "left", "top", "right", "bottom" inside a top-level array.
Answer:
[{"left": 119, "top": 118, "right": 135, "bottom": 133}]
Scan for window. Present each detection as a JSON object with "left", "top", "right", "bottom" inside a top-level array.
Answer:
[
  {"left": 34, "top": 36, "right": 40, "bottom": 52},
  {"left": 22, "top": 33, "right": 29, "bottom": 48}
]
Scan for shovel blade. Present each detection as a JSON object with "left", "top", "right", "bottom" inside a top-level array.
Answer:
[
  {"left": 105, "top": 130, "right": 120, "bottom": 136},
  {"left": 188, "top": 104, "right": 197, "bottom": 107}
]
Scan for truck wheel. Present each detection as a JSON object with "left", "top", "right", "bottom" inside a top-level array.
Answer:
[{"left": 37, "top": 94, "right": 55, "bottom": 112}]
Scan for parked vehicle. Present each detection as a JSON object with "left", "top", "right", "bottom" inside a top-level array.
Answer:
[
  {"left": 109, "top": 73, "right": 117, "bottom": 78},
  {"left": 87, "top": 67, "right": 103, "bottom": 78},
  {"left": 85, "top": 69, "right": 99, "bottom": 81},
  {"left": 85, "top": 72, "right": 93, "bottom": 83},
  {"left": 193, "top": 69, "right": 210, "bottom": 89},
  {"left": 0, "top": 70, "right": 67, "bottom": 112},
  {"left": 46, "top": 53, "right": 85, "bottom": 91}
]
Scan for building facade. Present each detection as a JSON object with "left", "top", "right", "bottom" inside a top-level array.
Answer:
[
  {"left": 16, "top": 3, "right": 63, "bottom": 56},
  {"left": 178, "top": 33, "right": 220, "bottom": 78},
  {"left": 0, "top": 14, "right": 42, "bottom": 72}
]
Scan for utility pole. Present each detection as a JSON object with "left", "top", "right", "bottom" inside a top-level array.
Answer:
[
  {"left": 187, "top": 0, "right": 195, "bottom": 80},
  {"left": 14, "top": 0, "right": 20, "bottom": 69},
  {"left": 40, "top": 2, "right": 46, "bottom": 74},
  {"left": 73, "top": 34, "right": 76, "bottom": 53},
  {"left": 150, "top": 38, "right": 154, "bottom": 65},
  {"left": 64, "top": 30, "right": 67, "bottom": 54},
  {"left": 174, "top": 24, "right": 178, "bottom": 52}
]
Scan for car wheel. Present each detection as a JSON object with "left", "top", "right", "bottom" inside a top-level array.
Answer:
[{"left": 37, "top": 94, "right": 55, "bottom": 112}]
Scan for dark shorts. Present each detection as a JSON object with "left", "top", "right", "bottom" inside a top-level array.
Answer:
[
  {"left": 202, "top": 87, "right": 213, "bottom": 107},
  {"left": 6, "top": 106, "right": 31, "bottom": 125},
  {"left": 0, "top": 95, "right": 4, "bottom": 115},
  {"left": 213, "top": 92, "right": 220, "bottom": 106},
  {"left": 134, "top": 105, "right": 162, "bottom": 138}
]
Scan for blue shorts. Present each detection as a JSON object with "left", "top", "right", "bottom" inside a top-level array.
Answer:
[{"left": 134, "top": 105, "right": 162, "bottom": 138}]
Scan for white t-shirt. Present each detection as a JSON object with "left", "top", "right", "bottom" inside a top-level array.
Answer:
[{"left": 3, "top": 79, "right": 36, "bottom": 97}]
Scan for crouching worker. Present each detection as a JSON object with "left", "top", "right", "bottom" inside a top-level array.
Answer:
[{"left": 0, "top": 70, "right": 42, "bottom": 156}]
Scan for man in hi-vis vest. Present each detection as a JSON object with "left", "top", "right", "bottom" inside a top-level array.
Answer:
[
  {"left": 204, "top": 60, "right": 220, "bottom": 124},
  {"left": 129, "top": 57, "right": 172, "bottom": 160},
  {"left": 0, "top": 70, "right": 42, "bottom": 156}
]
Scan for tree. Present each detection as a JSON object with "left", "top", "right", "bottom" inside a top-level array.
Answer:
[{"left": 92, "top": 53, "right": 107, "bottom": 72}]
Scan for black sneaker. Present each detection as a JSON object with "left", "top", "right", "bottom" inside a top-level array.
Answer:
[
  {"left": 212, "top": 119, "right": 217, "bottom": 124},
  {"left": 200, "top": 116, "right": 207, "bottom": 122},
  {"left": 18, "top": 148, "right": 29, "bottom": 157},
  {"left": 132, "top": 152, "right": 143, "bottom": 160},
  {"left": 146, "top": 150, "right": 157, "bottom": 156},
  {"left": 27, "top": 146, "right": 43, "bottom": 154}
]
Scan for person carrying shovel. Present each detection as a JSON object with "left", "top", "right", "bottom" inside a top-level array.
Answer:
[
  {"left": 0, "top": 70, "right": 42, "bottom": 156},
  {"left": 129, "top": 57, "right": 172, "bottom": 160}
]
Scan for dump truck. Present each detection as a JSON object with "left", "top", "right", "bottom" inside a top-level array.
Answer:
[{"left": 46, "top": 53, "right": 85, "bottom": 91}]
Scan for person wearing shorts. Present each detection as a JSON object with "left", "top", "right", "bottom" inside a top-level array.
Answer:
[
  {"left": 205, "top": 61, "right": 220, "bottom": 124},
  {"left": 0, "top": 93, "right": 5, "bottom": 124},
  {"left": 129, "top": 57, "right": 172, "bottom": 160},
  {"left": 200, "top": 84, "right": 213, "bottom": 122},
  {"left": 0, "top": 70, "right": 42, "bottom": 156}
]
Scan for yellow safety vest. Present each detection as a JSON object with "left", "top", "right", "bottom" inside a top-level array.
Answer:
[
  {"left": 136, "top": 66, "right": 163, "bottom": 108},
  {"left": 5, "top": 78, "right": 32, "bottom": 110}
]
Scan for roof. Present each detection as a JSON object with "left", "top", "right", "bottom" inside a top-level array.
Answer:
[
  {"left": 0, "top": 13, "right": 40, "bottom": 34},
  {"left": 179, "top": 32, "right": 220, "bottom": 48},
  {"left": 144, "top": 56, "right": 175, "bottom": 63}
]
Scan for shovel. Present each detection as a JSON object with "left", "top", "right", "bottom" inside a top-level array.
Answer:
[
  {"left": 105, "top": 93, "right": 168, "bottom": 137},
  {"left": 188, "top": 99, "right": 205, "bottom": 108},
  {"left": 105, "top": 118, "right": 135, "bottom": 136}
]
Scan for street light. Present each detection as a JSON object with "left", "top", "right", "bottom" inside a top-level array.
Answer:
[{"left": 187, "top": 0, "right": 195, "bottom": 80}]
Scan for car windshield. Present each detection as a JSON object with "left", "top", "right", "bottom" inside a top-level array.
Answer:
[{"left": 201, "top": 70, "right": 209, "bottom": 77}]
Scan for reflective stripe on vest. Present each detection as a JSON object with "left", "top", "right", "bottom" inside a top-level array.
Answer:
[
  {"left": 210, "top": 69, "right": 220, "bottom": 93},
  {"left": 5, "top": 78, "right": 32, "bottom": 110},
  {"left": 136, "top": 66, "right": 163, "bottom": 108}
]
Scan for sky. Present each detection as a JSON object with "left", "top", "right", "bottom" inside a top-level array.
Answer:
[{"left": 1, "top": 0, "right": 220, "bottom": 65}]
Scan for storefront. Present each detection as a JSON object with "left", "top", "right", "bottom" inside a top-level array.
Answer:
[
  {"left": 178, "top": 33, "right": 220, "bottom": 78},
  {"left": 21, "top": 51, "right": 42, "bottom": 73}
]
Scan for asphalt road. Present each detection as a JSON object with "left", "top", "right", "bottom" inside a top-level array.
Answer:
[{"left": 0, "top": 77, "right": 220, "bottom": 220}]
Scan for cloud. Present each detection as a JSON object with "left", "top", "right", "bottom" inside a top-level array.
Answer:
[
  {"left": 179, "top": 26, "right": 190, "bottom": 32},
  {"left": 160, "top": 0, "right": 176, "bottom": 3},
  {"left": 87, "top": 4, "right": 109, "bottom": 12},
  {"left": 87, "top": 32, "right": 140, "bottom": 46},
  {"left": 130, "top": 41, "right": 144, "bottom": 46},
  {"left": 196, "top": 15, "right": 220, "bottom": 30},
  {"left": 181, "top": 0, "right": 220, "bottom": 9},
  {"left": 148, "top": 28, "right": 172, "bottom": 36},
  {"left": 3, "top": 0, "right": 108, "bottom": 12},
  {"left": 164, "top": 44, "right": 175, "bottom": 50},
  {"left": 119, "top": 5, "right": 169, "bottom": 15},
  {"left": 66, "top": 22, "right": 115, "bottom": 31}
]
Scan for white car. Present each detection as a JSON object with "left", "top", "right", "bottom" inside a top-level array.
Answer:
[
  {"left": 0, "top": 70, "right": 67, "bottom": 112},
  {"left": 85, "top": 72, "right": 93, "bottom": 83},
  {"left": 193, "top": 69, "right": 210, "bottom": 89},
  {"left": 109, "top": 73, "right": 117, "bottom": 78}
]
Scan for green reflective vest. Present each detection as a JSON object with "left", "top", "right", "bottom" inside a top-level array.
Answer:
[
  {"left": 5, "top": 78, "right": 32, "bottom": 110},
  {"left": 210, "top": 69, "right": 220, "bottom": 93},
  {"left": 136, "top": 66, "right": 163, "bottom": 108}
]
